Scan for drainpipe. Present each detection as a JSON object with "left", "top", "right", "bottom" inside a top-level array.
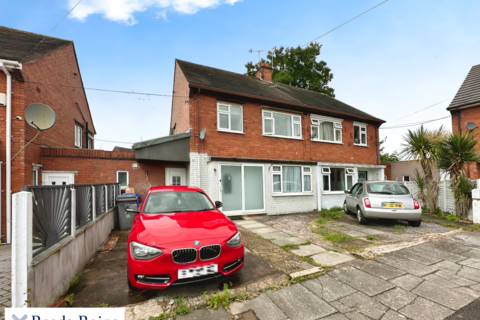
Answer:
[{"left": 1, "top": 59, "right": 22, "bottom": 244}]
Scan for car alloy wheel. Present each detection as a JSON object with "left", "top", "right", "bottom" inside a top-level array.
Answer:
[
  {"left": 357, "top": 208, "right": 368, "bottom": 225},
  {"left": 344, "top": 202, "right": 350, "bottom": 214}
]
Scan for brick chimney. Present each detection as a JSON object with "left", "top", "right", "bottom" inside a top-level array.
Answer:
[{"left": 256, "top": 63, "right": 273, "bottom": 82}]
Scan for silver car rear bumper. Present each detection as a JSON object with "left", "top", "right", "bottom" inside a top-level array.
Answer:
[{"left": 364, "top": 208, "right": 422, "bottom": 221}]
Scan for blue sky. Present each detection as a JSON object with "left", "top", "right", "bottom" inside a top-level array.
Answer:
[{"left": 2, "top": 0, "right": 480, "bottom": 153}]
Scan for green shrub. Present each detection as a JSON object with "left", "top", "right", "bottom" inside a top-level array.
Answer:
[
  {"left": 65, "top": 293, "right": 74, "bottom": 307},
  {"left": 421, "top": 207, "right": 429, "bottom": 213},
  {"left": 69, "top": 277, "right": 79, "bottom": 288},
  {"left": 435, "top": 207, "right": 443, "bottom": 216},
  {"left": 446, "top": 214, "right": 460, "bottom": 221}
]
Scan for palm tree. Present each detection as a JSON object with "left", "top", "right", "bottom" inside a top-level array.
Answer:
[
  {"left": 400, "top": 126, "right": 445, "bottom": 213},
  {"left": 437, "top": 130, "right": 480, "bottom": 217}
]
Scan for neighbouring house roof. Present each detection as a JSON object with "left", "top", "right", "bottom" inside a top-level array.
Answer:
[
  {"left": 448, "top": 64, "right": 480, "bottom": 110},
  {"left": 132, "top": 132, "right": 191, "bottom": 162},
  {"left": 112, "top": 146, "right": 134, "bottom": 153},
  {"left": 176, "top": 59, "right": 385, "bottom": 123},
  {"left": 0, "top": 26, "right": 72, "bottom": 63}
]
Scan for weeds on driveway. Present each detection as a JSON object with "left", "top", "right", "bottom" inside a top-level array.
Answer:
[
  {"left": 148, "top": 296, "right": 192, "bottom": 320},
  {"left": 316, "top": 207, "right": 345, "bottom": 226},
  {"left": 366, "top": 235, "right": 379, "bottom": 241},
  {"left": 204, "top": 283, "right": 231, "bottom": 310},
  {"left": 280, "top": 242, "right": 311, "bottom": 250}
]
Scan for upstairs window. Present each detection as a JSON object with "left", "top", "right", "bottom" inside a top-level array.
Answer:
[
  {"left": 354, "top": 123, "right": 367, "bottom": 146},
  {"left": 311, "top": 116, "right": 342, "bottom": 143},
  {"left": 217, "top": 102, "right": 243, "bottom": 133},
  {"left": 263, "top": 110, "right": 302, "bottom": 139},
  {"left": 88, "top": 133, "right": 93, "bottom": 149},
  {"left": 75, "top": 123, "right": 83, "bottom": 148}
]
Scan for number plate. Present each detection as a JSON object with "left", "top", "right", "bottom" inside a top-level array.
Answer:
[
  {"left": 178, "top": 264, "right": 218, "bottom": 279},
  {"left": 382, "top": 202, "right": 403, "bottom": 208}
]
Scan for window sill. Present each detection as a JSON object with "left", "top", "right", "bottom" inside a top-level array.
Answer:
[
  {"left": 322, "top": 191, "right": 347, "bottom": 195},
  {"left": 354, "top": 144, "right": 368, "bottom": 148},
  {"left": 75, "top": 145, "right": 82, "bottom": 149},
  {"left": 311, "top": 140, "right": 343, "bottom": 145},
  {"left": 262, "top": 134, "right": 303, "bottom": 141},
  {"left": 217, "top": 129, "right": 245, "bottom": 135},
  {"left": 272, "top": 192, "right": 313, "bottom": 197}
]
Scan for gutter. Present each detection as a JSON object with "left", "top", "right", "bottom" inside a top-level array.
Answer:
[{"left": 0, "top": 59, "right": 22, "bottom": 244}]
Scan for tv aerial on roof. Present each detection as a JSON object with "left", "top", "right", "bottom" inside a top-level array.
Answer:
[
  {"left": 466, "top": 122, "right": 478, "bottom": 130},
  {"left": 24, "top": 103, "right": 56, "bottom": 130}
]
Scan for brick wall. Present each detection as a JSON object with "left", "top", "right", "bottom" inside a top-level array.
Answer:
[
  {"left": 40, "top": 148, "right": 186, "bottom": 200},
  {"left": 381, "top": 161, "right": 392, "bottom": 180},
  {"left": 1, "top": 44, "right": 97, "bottom": 239},
  {"left": 170, "top": 62, "right": 191, "bottom": 134},
  {"left": 190, "top": 93, "right": 380, "bottom": 164},
  {"left": 450, "top": 105, "right": 480, "bottom": 179}
]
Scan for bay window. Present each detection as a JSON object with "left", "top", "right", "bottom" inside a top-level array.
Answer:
[
  {"left": 272, "top": 165, "right": 312, "bottom": 194},
  {"left": 311, "top": 116, "right": 342, "bottom": 143},
  {"left": 354, "top": 122, "right": 367, "bottom": 146},
  {"left": 322, "top": 167, "right": 355, "bottom": 192},
  {"left": 217, "top": 102, "right": 243, "bottom": 133},
  {"left": 263, "top": 110, "right": 302, "bottom": 139}
]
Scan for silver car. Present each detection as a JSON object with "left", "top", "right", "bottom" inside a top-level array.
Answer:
[{"left": 343, "top": 181, "right": 422, "bottom": 227}]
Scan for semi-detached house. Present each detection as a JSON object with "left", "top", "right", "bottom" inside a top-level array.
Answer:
[{"left": 133, "top": 60, "right": 386, "bottom": 216}]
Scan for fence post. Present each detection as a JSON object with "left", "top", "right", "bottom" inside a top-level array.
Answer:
[
  {"left": 92, "top": 186, "right": 96, "bottom": 222},
  {"left": 12, "top": 191, "right": 32, "bottom": 308},
  {"left": 71, "top": 188, "right": 76, "bottom": 238},
  {"left": 104, "top": 185, "right": 108, "bottom": 211},
  {"left": 113, "top": 184, "right": 116, "bottom": 207}
]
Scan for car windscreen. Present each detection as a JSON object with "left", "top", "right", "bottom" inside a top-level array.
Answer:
[
  {"left": 143, "top": 191, "right": 215, "bottom": 214},
  {"left": 367, "top": 183, "right": 410, "bottom": 195}
]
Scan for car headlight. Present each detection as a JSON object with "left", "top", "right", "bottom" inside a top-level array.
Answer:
[
  {"left": 130, "top": 241, "right": 163, "bottom": 260},
  {"left": 227, "top": 231, "right": 242, "bottom": 248}
]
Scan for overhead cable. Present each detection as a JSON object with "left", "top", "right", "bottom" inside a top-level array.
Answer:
[{"left": 380, "top": 116, "right": 450, "bottom": 129}]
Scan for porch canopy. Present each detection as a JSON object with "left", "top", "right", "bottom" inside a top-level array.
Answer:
[{"left": 132, "top": 132, "right": 190, "bottom": 162}]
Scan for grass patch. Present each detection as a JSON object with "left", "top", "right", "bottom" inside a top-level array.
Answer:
[
  {"left": 315, "top": 207, "right": 345, "bottom": 226},
  {"left": 366, "top": 235, "right": 379, "bottom": 241},
  {"left": 299, "top": 255, "right": 322, "bottom": 267},
  {"left": 95, "top": 303, "right": 109, "bottom": 308},
  {"left": 261, "top": 285, "right": 281, "bottom": 292},
  {"left": 335, "top": 244, "right": 366, "bottom": 252},
  {"left": 148, "top": 313, "right": 175, "bottom": 320},
  {"left": 446, "top": 214, "right": 461, "bottom": 221},
  {"left": 280, "top": 242, "right": 311, "bottom": 250},
  {"left": 318, "top": 230, "right": 354, "bottom": 243},
  {"left": 69, "top": 277, "right": 79, "bottom": 289},
  {"left": 174, "top": 296, "right": 191, "bottom": 316},
  {"left": 231, "top": 292, "right": 253, "bottom": 302},
  {"left": 326, "top": 248, "right": 340, "bottom": 253},
  {"left": 204, "top": 283, "right": 231, "bottom": 310},
  {"left": 65, "top": 293, "right": 74, "bottom": 307},
  {"left": 392, "top": 224, "right": 409, "bottom": 230},
  {"left": 463, "top": 224, "right": 480, "bottom": 232},
  {"left": 392, "top": 232, "right": 402, "bottom": 235}
]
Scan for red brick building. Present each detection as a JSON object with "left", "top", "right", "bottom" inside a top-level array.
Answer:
[
  {"left": 448, "top": 64, "right": 480, "bottom": 179},
  {"left": 151, "top": 60, "right": 386, "bottom": 216}
]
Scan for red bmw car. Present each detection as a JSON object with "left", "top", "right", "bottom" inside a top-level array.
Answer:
[{"left": 127, "top": 186, "right": 244, "bottom": 290}]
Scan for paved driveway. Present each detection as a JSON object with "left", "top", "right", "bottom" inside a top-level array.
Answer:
[
  {"left": 0, "top": 245, "right": 11, "bottom": 320},
  {"left": 182, "top": 233, "right": 480, "bottom": 320}
]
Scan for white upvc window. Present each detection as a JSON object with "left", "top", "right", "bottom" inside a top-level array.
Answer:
[
  {"left": 217, "top": 102, "right": 243, "bottom": 133},
  {"left": 272, "top": 165, "right": 312, "bottom": 194},
  {"left": 322, "top": 167, "right": 355, "bottom": 192},
  {"left": 32, "top": 163, "right": 41, "bottom": 186},
  {"left": 117, "top": 171, "right": 129, "bottom": 189},
  {"left": 311, "top": 116, "right": 343, "bottom": 143},
  {"left": 263, "top": 110, "right": 302, "bottom": 139},
  {"left": 354, "top": 122, "right": 367, "bottom": 146},
  {"left": 87, "top": 133, "right": 93, "bottom": 149},
  {"left": 75, "top": 123, "right": 83, "bottom": 148}
]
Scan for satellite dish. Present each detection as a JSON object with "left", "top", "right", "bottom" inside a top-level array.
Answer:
[
  {"left": 466, "top": 122, "right": 478, "bottom": 130},
  {"left": 199, "top": 128, "right": 206, "bottom": 140},
  {"left": 24, "top": 103, "right": 56, "bottom": 130}
]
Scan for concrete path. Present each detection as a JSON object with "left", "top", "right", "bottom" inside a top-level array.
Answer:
[
  {"left": 184, "top": 234, "right": 480, "bottom": 320},
  {"left": 237, "top": 220, "right": 355, "bottom": 267},
  {"left": 0, "top": 245, "right": 11, "bottom": 320}
]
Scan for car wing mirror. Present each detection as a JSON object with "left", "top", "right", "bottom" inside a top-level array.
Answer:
[
  {"left": 344, "top": 189, "right": 350, "bottom": 194},
  {"left": 215, "top": 201, "right": 223, "bottom": 209},
  {"left": 126, "top": 204, "right": 139, "bottom": 213}
]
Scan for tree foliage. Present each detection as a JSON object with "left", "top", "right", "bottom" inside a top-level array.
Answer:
[
  {"left": 379, "top": 137, "right": 400, "bottom": 162},
  {"left": 245, "top": 43, "right": 335, "bottom": 98}
]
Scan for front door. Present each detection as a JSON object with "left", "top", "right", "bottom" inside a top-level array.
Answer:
[
  {"left": 166, "top": 168, "right": 186, "bottom": 186},
  {"left": 42, "top": 172, "right": 74, "bottom": 185},
  {"left": 220, "top": 164, "right": 264, "bottom": 216}
]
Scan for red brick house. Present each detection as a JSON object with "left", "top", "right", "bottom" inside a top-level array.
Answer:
[
  {"left": 448, "top": 64, "right": 480, "bottom": 179},
  {"left": 0, "top": 27, "right": 182, "bottom": 243},
  {"left": 139, "top": 60, "right": 386, "bottom": 216}
]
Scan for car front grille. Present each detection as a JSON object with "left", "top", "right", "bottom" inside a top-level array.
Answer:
[
  {"left": 172, "top": 248, "right": 197, "bottom": 264},
  {"left": 200, "top": 245, "right": 221, "bottom": 260}
]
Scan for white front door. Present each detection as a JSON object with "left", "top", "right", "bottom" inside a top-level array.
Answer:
[
  {"left": 42, "top": 172, "right": 75, "bottom": 186},
  {"left": 166, "top": 168, "right": 186, "bottom": 186}
]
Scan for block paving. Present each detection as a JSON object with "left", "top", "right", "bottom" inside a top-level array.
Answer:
[{"left": 187, "top": 223, "right": 480, "bottom": 319}]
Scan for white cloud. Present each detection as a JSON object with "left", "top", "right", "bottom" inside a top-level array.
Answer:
[
  {"left": 156, "top": 9, "right": 169, "bottom": 22},
  {"left": 68, "top": 0, "right": 242, "bottom": 25}
]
